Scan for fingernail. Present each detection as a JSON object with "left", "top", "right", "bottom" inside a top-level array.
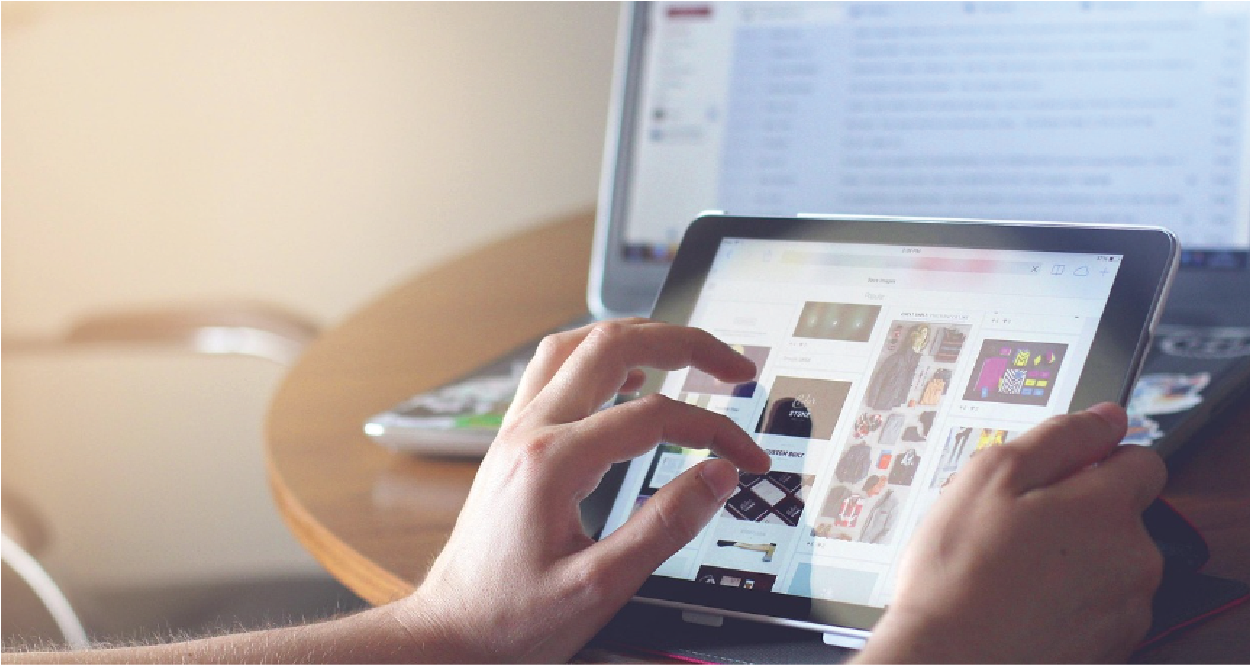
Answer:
[
  {"left": 753, "top": 449, "right": 773, "bottom": 474},
  {"left": 727, "top": 345, "right": 757, "bottom": 372},
  {"left": 735, "top": 358, "right": 758, "bottom": 380},
  {"left": 1086, "top": 401, "right": 1128, "bottom": 430},
  {"left": 701, "top": 459, "right": 740, "bottom": 502}
]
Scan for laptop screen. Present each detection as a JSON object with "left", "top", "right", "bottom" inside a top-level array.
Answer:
[{"left": 592, "top": 0, "right": 1250, "bottom": 318}]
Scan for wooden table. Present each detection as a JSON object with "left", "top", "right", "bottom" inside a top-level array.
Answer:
[{"left": 265, "top": 211, "right": 1248, "bottom": 663}]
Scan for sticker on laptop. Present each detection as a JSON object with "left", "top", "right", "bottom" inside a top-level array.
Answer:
[{"left": 1128, "top": 372, "right": 1211, "bottom": 416}]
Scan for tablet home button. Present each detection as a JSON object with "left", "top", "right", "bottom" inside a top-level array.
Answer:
[
  {"left": 823, "top": 632, "right": 868, "bottom": 649},
  {"left": 680, "top": 610, "right": 725, "bottom": 628}
]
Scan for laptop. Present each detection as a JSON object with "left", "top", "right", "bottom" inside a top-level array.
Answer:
[{"left": 366, "top": 0, "right": 1248, "bottom": 457}]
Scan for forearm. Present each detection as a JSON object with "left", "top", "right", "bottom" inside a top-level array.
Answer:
[{"left": 3, "top": 603, "right": 441, "bottom": 664}]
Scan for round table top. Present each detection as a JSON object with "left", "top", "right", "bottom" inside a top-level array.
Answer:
[
  {"left": 265, "top": 211, "right": 1247, "bottom": 662},
  {"left": 265, "top": 209, "right": 596, "bottom": 606}
]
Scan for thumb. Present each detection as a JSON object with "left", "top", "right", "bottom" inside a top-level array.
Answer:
[{"left": 589, "top": 458, "right": 742, "bottom": 601}]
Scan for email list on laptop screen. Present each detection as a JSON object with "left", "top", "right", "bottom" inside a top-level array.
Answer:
[{"left": 593, "top": 1, "right": 1249, "bottom": 318}]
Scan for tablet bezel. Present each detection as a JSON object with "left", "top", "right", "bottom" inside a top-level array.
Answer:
[{"left": 587, "top": 213, "right": 1179, "bottom": 635}]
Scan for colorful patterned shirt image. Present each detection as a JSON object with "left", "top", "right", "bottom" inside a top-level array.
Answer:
[{"left": 963, "top": 339, "right": 1069, "bottom": 406}]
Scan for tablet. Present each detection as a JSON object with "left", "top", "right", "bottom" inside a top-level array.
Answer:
[{"left": 590, "top": 214, "right": 1179, "bottom": 647}]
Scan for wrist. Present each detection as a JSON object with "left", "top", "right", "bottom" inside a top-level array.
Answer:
[
  {"left": 385, "top": 586, "right": 493, "bottom": 663},
  {"left": 854, "top": 609, "right": 967, "bottom": 664}
]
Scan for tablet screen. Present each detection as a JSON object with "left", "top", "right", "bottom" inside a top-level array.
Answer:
[{"left": 598, "top": 228, "right": 1147, "bottom": 632}]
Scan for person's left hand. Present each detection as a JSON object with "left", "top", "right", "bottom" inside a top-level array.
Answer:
[
  {"left": 856, "top": 403, "right": 1167, "bottom": 663},
  {"left": 393, "top": 319, "right": 770, "bottom": 662}
]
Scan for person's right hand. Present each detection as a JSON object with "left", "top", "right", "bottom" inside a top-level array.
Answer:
[
  {"left": 395, "top": 319, "right": 769, "bottom": 663},
  {"left": 857, "top": 403, "right": 1167, "bottom": 663}
]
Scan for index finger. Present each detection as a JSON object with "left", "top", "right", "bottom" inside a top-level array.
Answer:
[
  {"left": 531, "top": 394, "right": 770, "bottom": 501},
  {"left": 1062, "top": 443, "right": 1168, "bottom": 512},
  {"left": 526, "top": 320, "right": 758, "bottom": 425},
  {"left": 981, "top": 402, "right": 1129, "bottom": 494},
  {"left": 503, "top": 318, "right": 651, "bottom": 429}
]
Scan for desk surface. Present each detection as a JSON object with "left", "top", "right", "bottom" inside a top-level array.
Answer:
[{"left": 266, "top": 212, "right": 1247, "bottom": 663}]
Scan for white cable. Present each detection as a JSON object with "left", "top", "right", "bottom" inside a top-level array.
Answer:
[{"left": 1, "top": 533, "right": 90, "bottom": 650}]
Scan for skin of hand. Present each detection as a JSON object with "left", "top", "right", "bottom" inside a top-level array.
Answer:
[
  {"left": 855, "top": 402, "right": 1168, "bottom": 664},
  {"left": 6, "top": 325, "right": 1167, "bottom": 665},
  {"left": 392, "top": 319, "right": 772, "bottom": 663},
  {"left": 7, "top": 320, "right": 767, "bottom": 665}
]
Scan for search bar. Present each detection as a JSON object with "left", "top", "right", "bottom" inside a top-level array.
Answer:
[{"left": 779, "top": 251, "right": 1043, "bottom": 275}]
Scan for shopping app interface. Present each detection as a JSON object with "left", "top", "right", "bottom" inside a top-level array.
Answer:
[{"left": 602, "top": 237, "right": 1123, "bottom": 608}]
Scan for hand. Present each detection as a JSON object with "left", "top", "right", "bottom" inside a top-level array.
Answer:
[
  {"left": 395, "top": 319, "right": 771, "bottom": 662},
  {"left": 857, "top": 403, "right": 1167, "bottom": 664}
]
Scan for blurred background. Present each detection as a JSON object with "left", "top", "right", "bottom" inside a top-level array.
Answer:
[{"left": 2, "top": 0, "right": 618, "bottom": 644}]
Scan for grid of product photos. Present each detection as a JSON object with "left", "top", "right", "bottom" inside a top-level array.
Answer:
[{"left": 630, "top": 301, "right": 1074, "bottom": 607}]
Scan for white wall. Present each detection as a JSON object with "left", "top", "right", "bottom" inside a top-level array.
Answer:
[{"left": 2, "top": 1, "right": 619, "bottom": 586}]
